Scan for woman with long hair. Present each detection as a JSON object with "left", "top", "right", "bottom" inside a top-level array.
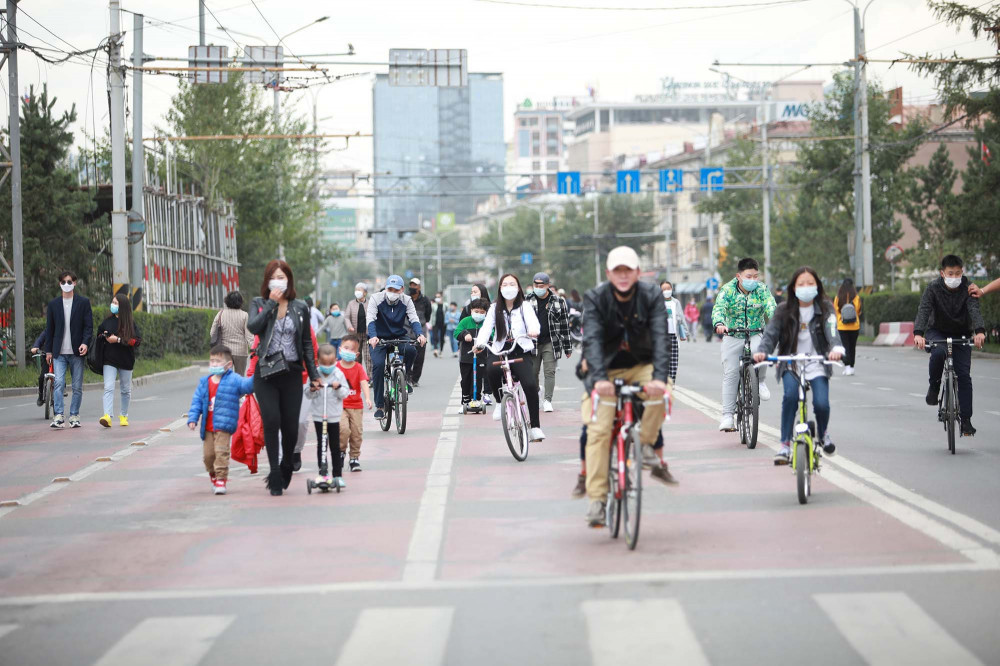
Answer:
[
  {"left": 97, "top": 294, "right": 142, "bottom": 428},
  {"left": 834, "top": 278, "right": 861, "bottom": 376},
  {"left": 473, "top": 273, "right": 545, "bottom": 442},
  {"left": 754, "top": 266, "right": 844, "bottom": 465}
]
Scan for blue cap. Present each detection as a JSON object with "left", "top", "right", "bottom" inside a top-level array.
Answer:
[
  {"left": 533, "top": 272, "right": 550, "bottom": 284},
  {"left": 386, "top": 275, "right": 404, "bottom": 290}
]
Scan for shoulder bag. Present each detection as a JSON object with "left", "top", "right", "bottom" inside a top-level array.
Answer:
[{"left": 256, "top": 307, "right": 290, "bottom": 379}]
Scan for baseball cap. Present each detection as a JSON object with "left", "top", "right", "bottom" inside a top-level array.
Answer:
[
  {"left": 410, "top": 277, "right": 421, "bottom": 286},
  {"left": 533, "top": 272, "right": 550, "bottom": 284},
  {"left": 386, "top": 275, "right": 404, "bottom": 289},
  {"left": 606, "top": 246, "right": 640, "bottom": 271}
]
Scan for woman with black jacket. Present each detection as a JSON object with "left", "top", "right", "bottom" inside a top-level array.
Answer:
[
  {"left": 97, "top": 294, "right": 142, "bottom": 428},
  {"left": 247, "top": 260, "right": 320, "bottom": 496}
]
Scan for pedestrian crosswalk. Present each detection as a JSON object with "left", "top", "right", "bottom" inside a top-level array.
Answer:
[{"left": 0, "top": 592, "right": 986, "bottom": 665}]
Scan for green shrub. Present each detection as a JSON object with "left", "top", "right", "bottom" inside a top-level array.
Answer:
[{"left": 860, "top": 292, "right": 922, "bottom": 331}]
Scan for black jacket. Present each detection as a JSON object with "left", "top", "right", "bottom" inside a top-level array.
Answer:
[
  {"left": 247, "top": 297, "right": 319, "bottom": 381},
  {"left": 581, "top": 281, "right": 670, "bottom": 390},
  {"left": 757, "top": 300, "right": 844, "bottom": 379},
  {"left": 97, "top": 316, "right": 142, "bottom": 371},
  {"left": 699, "top": 300, "right": 714, "bottom": 327},
  {"left": 914, "top": 276, "right": 985, "bottom": 337},
  {"left": 44, "top": 294, "right": 93, "bottom": 355},
  {"left": 412, "top": 293, "right": 432, "bottom": 329}
]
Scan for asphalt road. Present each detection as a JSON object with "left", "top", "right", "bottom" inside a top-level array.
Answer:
[{"left": 0, "top": 344, "right": 997, "bottom": 665}]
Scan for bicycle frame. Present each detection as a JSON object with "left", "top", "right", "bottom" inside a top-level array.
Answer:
[{"left": 788, "top": 369, "right": 816, "bottom": 473}]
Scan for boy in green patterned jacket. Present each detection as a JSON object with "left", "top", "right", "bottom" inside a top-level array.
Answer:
[{"left": 711, "top": 257, "right": 777, "bottom": 432}]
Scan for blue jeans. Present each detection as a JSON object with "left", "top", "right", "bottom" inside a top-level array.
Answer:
[
  {"left": 53, "top": 353, "right": 84, "bottom": 417},
  {"left": 103, "top": 365, "right": 133, "bottom": 417},
  {"left": 330, "top": 339, "right": 342, "bottom": 356},
  {"left": 780, "top": 372, "right": 830, "bottom": 443},
  {"left": 370, "top": 342, "right": 416, "bottom": 409},
  {"left": 447, "top": 329, "right": 459, "bottom": 353}
]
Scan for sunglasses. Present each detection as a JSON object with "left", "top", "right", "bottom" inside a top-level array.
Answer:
[{"left": 60, "top": 280, "right": 74, "bottom": 286}]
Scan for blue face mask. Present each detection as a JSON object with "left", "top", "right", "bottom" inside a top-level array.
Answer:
[
  {"left": 740, "top": 278, "right": 758, "bottom": 292},
  {"left": 339, "top": 350, "right": 357, "bottom": 363},
  {"left": 796, "top": 285, "right": 818, "bottom": 303},
  {"left": 110, "top": 303, "right": 119, "bottom": 314},
  {"left": 208, "top": 365, "right": 227, "bottom": 375},
  {"left": 331, "top": 311, "right": 341, "bottom": 317},
  {"left": 471, "top": 312, "right": 486, "bottom": 323},
  {"left": 533, "top": 287, "right": 548, "bottom": 298},
  {"left": 319, "top": 365, "right": 336, "bottom": 375}
]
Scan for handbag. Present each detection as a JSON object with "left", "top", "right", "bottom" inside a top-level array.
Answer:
[
  {"left": 256, "top": 309, "right": 290, "bottom": 379},
  {"left": 210, "top": 311, "right": 223, "bottom": 347},
  {"left": 86, "top": 335, "right": 104, "bottom": 375}
]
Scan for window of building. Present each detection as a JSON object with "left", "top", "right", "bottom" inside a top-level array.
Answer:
[
  {"left": 532, "top": 161, "right": 541, "bottom": 171},
  {"left": 546, "top": 160, "right": 559, "bottom": 171},
  {"left": 546, "top": 116, "right": 559, "bottom": 128},
  {"left": 528, "top": 117, "right": 539, "bottom": 126},
  {"left": 532, "top": 131, "right": 540, "bottom": 157},
  {"left": 600, "top": 109, "right": 610, "bottom": 129},
  {"left": 519, "top": 118, "right": 527, "bottom": 127},
  {"left": 518, "top": 130, "right": 530, "bottom": 158}
]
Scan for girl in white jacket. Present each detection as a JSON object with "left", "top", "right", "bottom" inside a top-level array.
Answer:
[{"left": 306, "top": 344, "right": 351, "bottom": 487}]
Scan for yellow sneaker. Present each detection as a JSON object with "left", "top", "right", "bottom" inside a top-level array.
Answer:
[
  {"left": 119, "top": 415, "right": 129, "bottom": 427},
  {"left": 99, "top": 414, "right": 112, "bottom": 428}
]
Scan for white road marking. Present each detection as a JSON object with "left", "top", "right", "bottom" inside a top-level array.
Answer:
[
  {"left": 851, "top": 381, "right": 866, "bottom": 385},
  {"left": 583, "top": 599, "right": 709, "bottom": 666},
  {"left": 877, "top": 386, "right": 893, "bottom": 391},
  {"left": 910, "top": 393, "right": 926, "bottom": 398},
  {"left": 987, "top": 410, "right": 1000, "bottom": 417},
  {"left": 0, "top": 624, "right": 17, "bottom": 639},
  {"left": 336, "top": 607, "right": 453, "bottom": 666},
  {"left": 93, "top": 615, "right": 234, "bottom": 666},
  {"left": 815, "top": 592, "right": 983, "bottom": 665}
]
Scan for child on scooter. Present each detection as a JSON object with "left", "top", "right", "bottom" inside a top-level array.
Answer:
[
  {"left": 306, "top": 344, "right": 350, "bottom": 488},
  {"left": 454, "top": 298, "right": 489, "bottom": 410}
]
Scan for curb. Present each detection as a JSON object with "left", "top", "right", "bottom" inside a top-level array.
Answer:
[{"left": 0, "top": 363, "right": 205, "bottom": 399}]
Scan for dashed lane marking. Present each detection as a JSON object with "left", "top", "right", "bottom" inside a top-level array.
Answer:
[
  {"left": 93, "top": 616, "right": 234, "bottom": 666},
  {"left": 336, "top": 607, "right": 453, "bottom": 666},
  {"left": 583, "top": 599, "right": 709, "bottom": 666}
]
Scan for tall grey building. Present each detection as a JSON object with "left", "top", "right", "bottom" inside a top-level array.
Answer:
[{"left": 372, "top": 71, "right": 505, "bottom": 253}]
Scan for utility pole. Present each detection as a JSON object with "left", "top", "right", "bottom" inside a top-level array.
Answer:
[
  {"left": 5, "top": 0, "right": 25, "bottom": 369},
  {"left": 858, "top": 13, "right": 874, "bottom": 288},
  {"left": 664, "top": 206, "right": 672, "bottom": 282},
  {"left": 198, "top": 0, "right": 205, "bottom": 46},
  {"left": 129, "top": 12, "right": 145, "bottom": 311},
  {"left": 593, "top": 196, "right": 600, "bottom": 286},
  {"left": 109, "top": 1, "right": 129, "bottom": 301},
  {"left": 436, "top": 235, "right": 442, "bottom": 293},
  {"left": 851, "top": 6, "right": 864, "bottom": 286},
  {"left": 761, "top": 95, "right": 772, "bottom": 287}
]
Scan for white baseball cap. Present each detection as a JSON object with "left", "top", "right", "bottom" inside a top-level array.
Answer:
[
  {"left": 410, "top": 277, "right": 421, "bottom": 286},
  {"left": 606, "top": 246, "right": 640, "bottom": 271}
]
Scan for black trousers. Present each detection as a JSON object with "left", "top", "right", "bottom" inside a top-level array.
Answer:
[
  {"left": 459, "top": 358, "right": 486, "bottom": 403},
  {"left": 411, "top": 341, "right": 428, "bottom": 383},
  {"left": 254, "top": 367, "right": 304, "bottom": 485},
  {"left": 840, "top": 329, "right": 859, "bottom": 367},
  {"left": 927, "top": 328, "right": 973, "bottom": 419},
  {"left": 486, "top": 348, "right": 540, "bottom": 428},
  {"left": 433, "top": 325, "right": 446, "bottom": 352},
  {"left": 314, "top": 420, "right": 343, "bottom": 476}
]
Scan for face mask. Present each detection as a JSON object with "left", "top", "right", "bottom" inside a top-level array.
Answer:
[
  {"left": 208, "top": 365, "right": 228, "bottom": 375},
  {"left": 110, "top": 303, "right": 120, "bottom": 314},
  {"left": 268, "top": 279, "right": 288, "bottom": 293},
  {"left": 943, "top": 276, "right": 962, "bottom": 289},
  {"left": 740, "top": 278, "right": 758, "bottom": 292},
  {"left": 60, "top": 282, "right": 74, "bottom": 293},
  {"left": 435, "top": 297, "right": 442, "bottom": 304},
  {"left": 331, "top": 310, "right": 341, "bottom": 317},
  {"left": 354, "top": 291, "right": 364, "bottom": 300},
  {"left": 662, "top": 290, "right": 672, "bottom": 299},
  {"left": 318, "top": 364, "right": 336, "bottom": 376},
  {"left": 796, "top": 285, "right": 818, "bottom": 303},
  {"left": 409, "top": 288, "right": 419, "bottom": 297},
  {"left": 472, "top": 312, "right": 486, "bottom": 323},
  {"left": 500, "top": 285, "right": 519, "bottom": 300},
  {"left": 385, "top": 291, "right": 400, "bottom": 303},
  {"left": 339, "top": 350, "right": 357, "bottom": 363},
  {"left": 533, "top": 287, "right": 548, "bottom": 298}
]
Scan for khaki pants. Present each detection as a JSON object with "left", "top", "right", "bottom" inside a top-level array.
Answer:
[
  {"left": 340, "top": 408, "right": 364, "bottom": 459},
  {"left": 583, "top": 364, "right": 664, "bottom": 501},
  {"left": 532, "top": 341, "right": 557, "bottom": 402},
  {"left": 203, "top": 430, "right": 232, "bottom": 480}
]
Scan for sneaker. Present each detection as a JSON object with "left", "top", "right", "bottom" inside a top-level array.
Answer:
[
  {"left": 292, "top": 452, "right": 302, "bottom": 472},
  {"left": 374, "top": 408, "right": 385, "bottom": 420},
  {"left": 458, "top": 404, "right": 468, "bottom": 415},
  {"left": 542, "top": 400, "right": 554, "bottom": 413},
  {"left": 349, "top": 458, "right": 362, "bottom": 472},
  {"left": 587, "top": 499, "right": 606, "bottom": 528},
  {"left": 36, "top": 395, "right": 44, "bottom": 407},
  {"left": 483, "top": 395, "right": 493, "bottom": 406},
  {"left": 119, "top": 415, "right": 129, "bottom": 427},
  {"left": 492, "top": 403, "right": 502, "bottom": 421},
  {"left": 407, "top": 384, "right": 413, "bottom": 394},
  {"left": 650, "top": 462, "right": 679, "bottom": 485},
  {"left": 334, "top": 476, "right": 346, "bottom": 489},
  {"left": 411, "top": 380, "right": 420, "bottom": 388},
  {"left": 209, "top": 472, "right": 217, "bottom": 485},
  {"left": 99, "top": 414, "right": 112, "bottom": 428},
  {"left": 926, "top": 382, "right": 940, "bottom": 406},
  {"left": 641, "top": 444, "right": 660, "bottom": 469},
  {"left": 961, "top": 419, "right": 977, "bottom": 437},
  {"left": 822, "top": 432, "right": 836, "bottom": 455},
  {"left": 718, "top": 414, "right": 735, "bottom": 432},
  {"left": 571, "top": 473, "right": 586, "bottom": 498},
  {"left": 529, "top": 427, "right": 546, "bottom": 442},
  {"left": 843, "top": 366, "right": 855, "bottom": 376},
  {"left": 758, "top": 381, "right": 771, "bottom": 401},
  {"left": 69, "top": 416, "right": 81, "bottom": 428},
  {"left": 774, "top": 443, "right": 791, "bottom": 465},
  {"left": 50, "top": 414, "right": 65, "bottom": 429},
  {"left": 213, "top": 479, "right": 227, "bottom": 495}
]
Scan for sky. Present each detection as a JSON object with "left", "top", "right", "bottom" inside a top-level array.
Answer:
[{"left": 9, "top": 0, "right": 997, "bottom": 180}]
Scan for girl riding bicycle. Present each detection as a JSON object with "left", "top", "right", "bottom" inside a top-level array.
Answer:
[
  {"left": 753, "top": 266, "right": 844, "bottom": 465},
  {"left": 473, "top": 273, "right": 546, "bottom": 442}
]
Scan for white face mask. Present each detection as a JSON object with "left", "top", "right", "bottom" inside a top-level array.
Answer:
[
  {"left": 354, "top": 290, "right": 364, "bottom": 300},
  {"left": 662, "top": 290, "right": 672, "bottom": 299},
  {"left": 943, "top": 276, "right": 962, "bottom": 289},
  {"left": 60, "top": 282, "right": 75, "bottom": 293},
  {"left": 435, "top": 297, "right": 442, "bottom": 304},
  {"left": 385, "top": 290, "right": 401, "bottom": 303},
  {"left": 268, "top": 279, "right": 288, "bottom": 293},
  {"left": 500, "top": 285, "right": 519, "bottom": 301}
]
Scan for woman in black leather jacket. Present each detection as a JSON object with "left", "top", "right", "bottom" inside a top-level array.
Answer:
[{"left": 248, "top": 260, "right": 320, "bottom": 495}]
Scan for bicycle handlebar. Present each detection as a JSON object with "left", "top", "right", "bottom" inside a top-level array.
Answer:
[
  {"left": 925, "top": 338, "right": 974, "bottom": 348},
  {"left": 375, "top": 338, "right": 414, "bottom": 347},
  {"left": 753, "top": 354, "right": 844, "bottom": 370},
  {"left": 728, "top": 327, "right": 764, "bottom": 334}
]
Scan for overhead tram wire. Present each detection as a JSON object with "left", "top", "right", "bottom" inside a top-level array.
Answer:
[
  {"left": 248, "top": 0, "right": 306, "bottom": 66},
  {"left": 472, "top": 0, "right": 811, "bottom": 8}
]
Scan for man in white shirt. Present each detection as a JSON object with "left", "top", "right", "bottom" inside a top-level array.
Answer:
[{"left": 43, "top": 271, "right": 93, "bottom": 429}]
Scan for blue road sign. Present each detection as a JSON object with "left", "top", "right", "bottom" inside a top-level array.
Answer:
[
  {"left": 616, "top": 170, "right": 640, "bottom": 193},
  {"left": 331, "top": 280, "right": 339, "bottom": 288},
  {"left": 556, "top": 171, "right": 581, "bottom": 195},
  {"left": 699, "top": 167, "right": 725, "bottom": 192},
  {"left": 659, "top": 169, "right": 683, "bottom": 193},
  {"left": 405, "top": 269, "right": 414, "bottom": 279},
  {"left": 520, "top": 252, "right": 534, "bottom": 266},
  {"left": 706, "top": 277, "right": 720, "bottom": 290}
]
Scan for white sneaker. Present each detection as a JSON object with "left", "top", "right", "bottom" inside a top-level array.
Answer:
[
  {"left": 542, "top": 400, "right": 554, "bottom": 413},
  {"left": 492, "top": 403, "right": 502, "bottom": 421},
  {"left": 758, "top": 381, "right": 771, "bottom": 401},
  {"left": 844, "top": 366, "right": 855, "bottom": 376},
  {"left": 529, "top": 427, "right": 546, "bottom": 441},
  {"left": 718, "top": 414, "right": 735, "bottom": 431}
]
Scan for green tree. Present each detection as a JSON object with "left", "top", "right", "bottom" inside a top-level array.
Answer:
[
  {"left": 0, "top": 85, "right": 105, "bottom": 315},
  {"left": 902, "top": 143, "right": 960, "bottom": 271}
]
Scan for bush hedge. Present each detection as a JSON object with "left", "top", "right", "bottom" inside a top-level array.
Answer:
[
  {"left": 861, "top": 284, "right": 1000, "bottom": 339},
  {"left": 26, "top": 308, "right": 218, "bottom": 360}
]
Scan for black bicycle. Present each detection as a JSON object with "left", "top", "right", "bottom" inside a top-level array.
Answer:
[
  {"left": 376, "top": 339, "right": 411, "bottom": 435},
  {"left": 729, "top": 327, "right": 763, "bottom": 449},
  {"left": 31, "top": 352, "right": 55, "bottom": 421},
  {"left": 926, "top": 337, "right": 973, "bottom": 454}
]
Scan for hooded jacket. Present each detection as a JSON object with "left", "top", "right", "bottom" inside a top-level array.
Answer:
[
  {"left": 188, "top": 369, "right": 255, "bottom": 439},
  {"left": 914, "top": 276, "right": 985, "bottom": 338}
]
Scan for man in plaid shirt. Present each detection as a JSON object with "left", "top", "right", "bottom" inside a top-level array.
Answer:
[{"left": 525, "top": 272, "right": 573, "bottom": 413}]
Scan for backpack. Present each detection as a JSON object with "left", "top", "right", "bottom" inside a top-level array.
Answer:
[{"left": 839, "top": 300, "right": 857, "bottom": 325}]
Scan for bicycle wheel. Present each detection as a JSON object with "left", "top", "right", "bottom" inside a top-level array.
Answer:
[
  {"left": 606, "top": 440, "right": 622, "bottom": 539},
  {"left": 500, "top": 393, "right": 528, "bottom": 461},
  {"left": 623, "top": 426, "right": 642, "bottom": 550},
  {"left": 946, "top": 374, "right": 957, "bottom": 454},
  {"left": 43, "top": 377, "right": 53, "bottom": 421},
  {"left": 796, "top": 440, "right": 810, "bottom": 505},
  {"left": 746, "top": 367, "right": 760, "bottom": 449},
  {"left": 393, "top": 368, "right": 408, "bottom": 434},
  {"left": 379, "top": 380, "right": 392, "bottom": 432},
  {"left": 735, "top": 374, "right": 747, "bottom": 445}
]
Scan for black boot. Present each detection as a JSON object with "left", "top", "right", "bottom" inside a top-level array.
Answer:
[
  {"left": 961, "top": 418, "right": 976, "bottom": 437},
  {"left": 925, "top": 381, "right": 940, "bottom": 406},
  {"left": 292, "top": 452, "right": 302, "bottom": 472},
  {"left": 280, "top": 460, "right": 294, "bottom": 489},
  {"left": 265, "top": 469, "right": 283, "bottom": 496}
]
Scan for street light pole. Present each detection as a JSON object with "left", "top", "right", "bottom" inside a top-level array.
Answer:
[{"left": 593, "top": 196, "right": 600, "bottom": 286}]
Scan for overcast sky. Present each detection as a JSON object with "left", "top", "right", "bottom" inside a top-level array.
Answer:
[{"left": 11, "top": 0, "right": 996, "bottom": 177}]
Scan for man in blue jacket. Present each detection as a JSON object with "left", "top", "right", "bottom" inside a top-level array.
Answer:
[
  {"left": 44, "top": 271, "right": 93, "bottom": 429},
  {"left": 365, "top": 274, "right": 427, "bottom": 421}
]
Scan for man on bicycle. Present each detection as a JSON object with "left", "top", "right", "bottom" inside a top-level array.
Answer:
[
  {"left": 581, "top": 246, "right": 673, "bottom": 528},
  {"left": 366, "top": 274, "right": 427, "bottom": 421},
  {"left": 712, "top": 257, "right": 777, "bottom": 432}
]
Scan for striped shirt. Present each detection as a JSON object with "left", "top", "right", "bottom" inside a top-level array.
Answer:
[{"left": 211, "top": 307, "right": 254, "bottom": 356}]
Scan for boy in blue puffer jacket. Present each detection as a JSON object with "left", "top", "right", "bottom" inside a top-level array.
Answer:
[{"left": 188, "top": 345, "right": 255, "bottom": 495}]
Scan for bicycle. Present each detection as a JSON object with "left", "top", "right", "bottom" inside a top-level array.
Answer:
[
  {"left": 375, "top": 338, "right": 412, "bottom": 435},
  {"left": 755, "top": 354, "right": 842, "bottom": 505},
  {"left": 490, "top": 337, "right": 535, "bottom": 462},
  {"left": 926, "top": 337, "right": 973, "bottom": 454},
  {"left": 729, "top": 327, "right": 763, "bottom": 449},
  {"left": 32, "top": 353, "right": 55, "bottom": 421}
]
